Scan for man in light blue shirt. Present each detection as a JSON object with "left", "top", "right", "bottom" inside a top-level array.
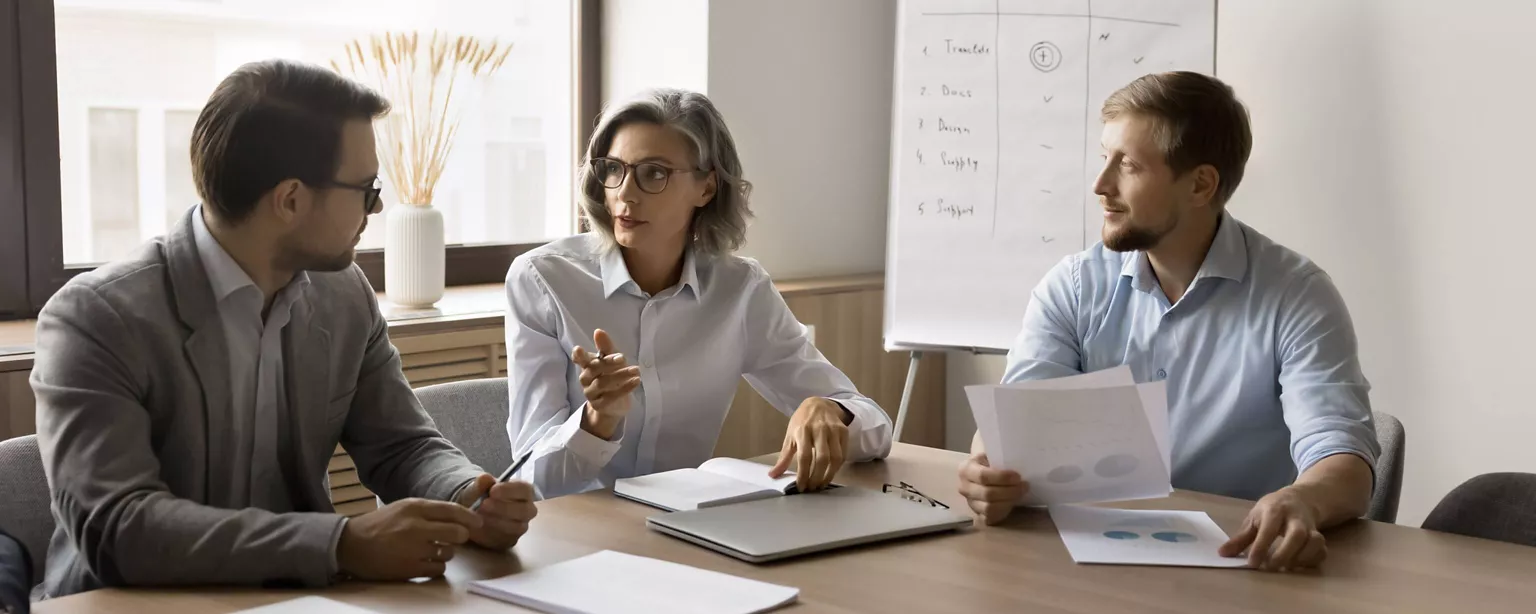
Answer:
[{"left": 959, "top": 72, "right": 1378, "bottom": 573}]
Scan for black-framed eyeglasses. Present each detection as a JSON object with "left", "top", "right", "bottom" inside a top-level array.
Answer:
[
  {"left": 322, "top": 177, "right": 383, "bottom": 214},
  {"left": 882, "top": 482, "right": 950, "bottom": 509},
  {"left": 589, "top": 157, "right": 700, "bottom": 195}
]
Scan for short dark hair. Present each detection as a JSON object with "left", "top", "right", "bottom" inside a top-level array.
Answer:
[
  {"left": 1102, "top": 71, "right": 1253, "bottom": 208},
  {"left": 190, "top": 59, "right": 389, "bottom": 224}
]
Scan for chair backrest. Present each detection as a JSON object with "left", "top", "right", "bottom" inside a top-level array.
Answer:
[
  {"left": 1422, "top": 473, "right": 1536, "bottom": 547},
  {"left": 0, "top": 435, "right": 53, "bottom": 585},
  {"left": 1366, "top": 410, "right": 1405, "bottom": 523},
  {"left": 415, "top": 378, "right": 514, "bottom": 475}
]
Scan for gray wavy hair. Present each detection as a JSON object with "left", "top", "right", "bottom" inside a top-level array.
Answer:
[{"left": 579, "top": 88, "right": 753, "bottom": 256}]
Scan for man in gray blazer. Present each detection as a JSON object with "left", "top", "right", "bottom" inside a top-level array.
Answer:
[{"left": 29, "top": 59, "right": 537, "bottom": 598}]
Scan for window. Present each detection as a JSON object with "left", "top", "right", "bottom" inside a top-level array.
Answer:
[{"left": 0, "top": 0, "right": 601, "bottom": 319}]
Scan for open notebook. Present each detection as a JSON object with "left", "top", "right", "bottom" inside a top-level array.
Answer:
[{"left": 614, "top": 457, "right": 832, "bottom": 512}]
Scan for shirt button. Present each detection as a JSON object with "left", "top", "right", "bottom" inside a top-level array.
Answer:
[{"left": 1156, "top": 369, "right": 1167, "bottom": 379}]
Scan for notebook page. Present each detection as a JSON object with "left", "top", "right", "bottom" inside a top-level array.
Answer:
[
  {"left": 469, "top": 550, "right": 799, "bottom": 614},
  {"left": 614, "top": 468, "right": 778, "bottom": 511},
  {"left": 698, "top": 457, "right": 798, "bottom": 493}
]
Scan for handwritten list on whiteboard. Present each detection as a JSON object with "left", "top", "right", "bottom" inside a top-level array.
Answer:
[{"left": 885, "top": 0, "right": 1215, "bottom": 352}]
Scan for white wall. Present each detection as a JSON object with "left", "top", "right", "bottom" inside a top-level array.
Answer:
[
  {"left": 705, "top": 0, "right": 895, "bottom": 278},
  {"left": 601, "top": 0, "right": 711, "bottom": 101},
  {"left": 943, "top": 0, "right": 1536, "bottom": 526},
  {"left": 1214, "top": 0, "right": 1536, "bottom": 525},
  {"left": 599, "top": 0, "right": 896, "bottom": 279}
]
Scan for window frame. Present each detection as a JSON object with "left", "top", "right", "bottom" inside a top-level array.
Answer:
[{"left": 0, "top": 0, "right": 602, "bottom": 320}]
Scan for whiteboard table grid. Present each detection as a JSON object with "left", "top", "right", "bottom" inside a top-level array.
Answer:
[{"left": 884, "top": 0, "right": 1216, "bottom": 353}]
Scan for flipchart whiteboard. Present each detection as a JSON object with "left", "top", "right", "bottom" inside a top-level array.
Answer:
[{"left": 883, "top": 0, "right": 1216, "bottom": 352}]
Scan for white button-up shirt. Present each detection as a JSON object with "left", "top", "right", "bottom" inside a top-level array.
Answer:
[
  {"left": 191, "top": 206, "right": 309, "bottom": 508},
  {"left": 504, "top": 234, "right": 893, "bottom": 498}
]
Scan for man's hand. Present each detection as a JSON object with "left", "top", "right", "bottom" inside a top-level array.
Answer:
[
  {"left": 768, "top": 398, "right": 850, "bottom": 492},
  {"left": 1219, "top": 486, "right": 1326, "bottom": 571},
  {"left": 336, "top": 498, "right": 483, "bottom": 581},
  {"left": 958, "top": 453, "right": 1027, "bottom": 525},
  {"left": 572, "top": 329, "right": 641, "bottom": 440},
  {"left": 455, "top": 474, "right": 539, "bottom": 550}
]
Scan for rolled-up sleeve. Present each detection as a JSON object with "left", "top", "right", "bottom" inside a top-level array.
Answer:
[
  {"left": 1275, "top": 270, "right": 1380, "bottom": 476},
  {"left": 1002, "top": 256, "right": 1084, "bottom": 384},
  {"left": 740, "top": 266, "right": 892, "bottom": 461},
  {"left": 504, "top": 258, "right": 621, "bottom": 499}
]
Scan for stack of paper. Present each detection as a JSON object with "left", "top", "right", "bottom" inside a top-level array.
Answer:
[
  {"left": 1048, "top": 505, "right": 1248, "bottom": 568},
  {"left": 469, "top": 550, "right": 800, "bottom": 614},
  {"left": 966, "top": 366, "right": 1172, "bottom": 506}
]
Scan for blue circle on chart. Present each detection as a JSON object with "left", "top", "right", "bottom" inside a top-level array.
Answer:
[
  {"left": 1103, "top": 531, "right": 1140, "bottom": 540},
  {"left": 1095, "top": 454, "right": 1140, "bottom": 478},
  {"left": 1151, "top": 531, "right": 1199, "bottom": 543}
]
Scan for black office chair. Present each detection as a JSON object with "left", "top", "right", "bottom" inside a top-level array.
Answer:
[{"left": 1421, "top": 473, "right": 1536, "bottom": 548}]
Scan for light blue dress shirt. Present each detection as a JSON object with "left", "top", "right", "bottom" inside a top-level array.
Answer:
[
  {"left": 504, "top": 234, "right": 893, "bottom": 499},
  {"left": 1002, "top": 213, "right": 1379, "bottom": 501}
]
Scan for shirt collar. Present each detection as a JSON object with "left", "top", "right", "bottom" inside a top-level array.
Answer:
[
  {"left": 191, "top": 205, "right": 311, "bottom": 304},
  {"left": 1195, "top": 211, "right": 1249, "bottom": 283},
  {"left": 599, "top": 243, "right": 701, "bottom": 300},
  {"left": 1120, "top": 211, "right": 1249, "bottom": 292}
]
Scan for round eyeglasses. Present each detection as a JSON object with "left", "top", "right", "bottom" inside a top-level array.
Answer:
[{"left": 590, "top": 157, "right": 700, "bottom": 195}]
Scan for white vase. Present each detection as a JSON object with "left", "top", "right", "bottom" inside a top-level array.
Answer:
[{"left": 384, "top": 204, "right": 445, "bottom": 307}]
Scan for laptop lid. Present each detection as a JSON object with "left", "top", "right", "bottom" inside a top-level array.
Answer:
[{"left": 645, "top": 487, "right": 972, "bottom": 563}]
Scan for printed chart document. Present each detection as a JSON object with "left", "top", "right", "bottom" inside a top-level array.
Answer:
[
  {"left": 469, "top": 550, "right": 800, "bottom": 614},
  {"left": 615, "top": 457, "right": 824, "bottom": 512},
  {"left": 231, "top": 597, "right": 381, "bottom": 613},
  {"left": 1048, "top": 505, "right": 1249, "bottom": 568},
  {"left": 966, "top": 366, "right": 1172, "bottom": 505}
]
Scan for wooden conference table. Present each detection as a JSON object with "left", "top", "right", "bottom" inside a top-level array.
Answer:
[{"left": 34, "top": 444, "right": 1536, "bottom": 613}]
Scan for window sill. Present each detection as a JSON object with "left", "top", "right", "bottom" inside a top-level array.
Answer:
[{"left": 0, "top": 273, "right": 886, "bottom": 373}]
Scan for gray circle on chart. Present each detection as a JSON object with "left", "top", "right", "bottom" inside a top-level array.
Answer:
[
  {"left": 1094, "top": 454, "right": 1140, "bottom": 478},
  {"left": 1029, "top": 41, "right": 1063, "bottom": 72},
  {"left": 1047, "top": 465, "right": 1084, "bottom": 483}
]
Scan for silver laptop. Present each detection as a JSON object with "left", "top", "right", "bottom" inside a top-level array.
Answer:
[{"left": 645, "top": 486, "right": 973, "bottom": 563}]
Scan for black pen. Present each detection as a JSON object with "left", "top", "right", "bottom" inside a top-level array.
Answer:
[{"left": 470, "top": 449, "right": 534, "bottom": 512}]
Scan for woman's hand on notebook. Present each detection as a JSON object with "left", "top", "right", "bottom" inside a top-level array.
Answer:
[
  {"left": 768, "top": 398, "right": 851, "bottom": 492},
  {"left": 572, "top": 329, "right": 642, "bottom": 440}
]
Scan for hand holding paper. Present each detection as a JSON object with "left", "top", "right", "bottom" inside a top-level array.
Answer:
[
  {"left": 962, "top": 366, "right": 1173, "bottom": 516},
  {"left": 957, "top": 443, "right": 1027, "bottom": 525}
]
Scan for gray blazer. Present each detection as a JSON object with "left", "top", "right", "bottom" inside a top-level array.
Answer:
[{"left": 29, "top": 210, "right": 484, "bottom": 596}]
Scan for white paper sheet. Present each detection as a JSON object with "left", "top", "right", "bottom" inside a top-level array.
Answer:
[
  {"left": 231, "top": 597, "right": 381, "bottom": 613},
  {"left": 469, "top": 550, "right": 800, "bottom": 614},
  {"left": 1048, "top": 505, "right": 1249, "bottom": 568},
  {"left": 967, "top": 366, "right": 1138, "bottom": 469},
  {"left": 993, "top": 383, "right": 1171, "bottom": 505}
]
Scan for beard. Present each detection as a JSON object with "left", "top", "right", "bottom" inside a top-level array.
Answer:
[
  {"left": 1102, "top": 210, "right": 1179, "bottom": 252},
  {"left": 1103, "top": 224, "right": 1164, "bottom": 252},
  {"left": 302, "top": 247, "right": 357, "bottom": 272},
  {"left": 276, "top": 235, "right": 358, "bottom": 273}
]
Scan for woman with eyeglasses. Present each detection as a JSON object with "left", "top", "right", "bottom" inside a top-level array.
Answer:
[{"left": 502, "top": 88, "right": 892, "bottom": 499}]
